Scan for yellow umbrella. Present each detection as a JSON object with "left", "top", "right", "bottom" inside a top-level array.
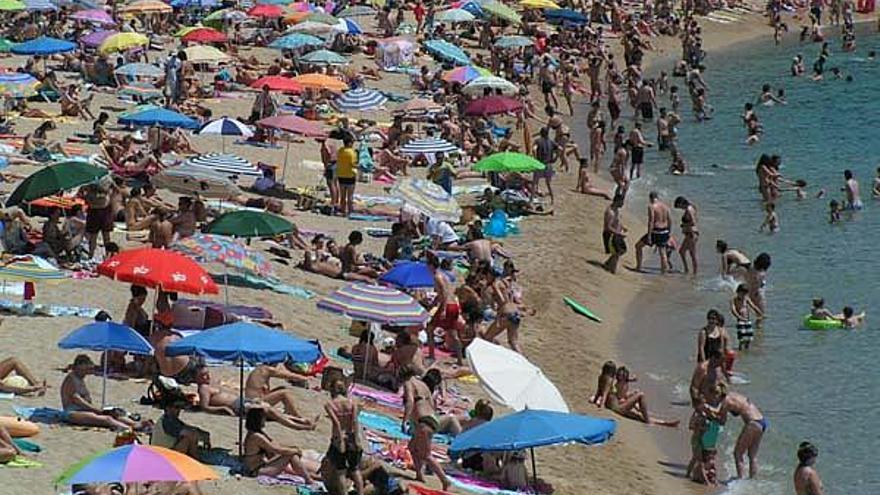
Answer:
[
  {"left": 291, "top": 73, "right": 348, "bottom": 91},
  {"left": 98, "top": 33, "right": 149, "bottom": 55},
  {"left": 120, "top": 0, "right": 173, "bottom": 14},
  {"left": 519, "top": 0, "right": 560, "bottom": 8},
  {"left": 183, "top": 45, "right": 231, "bottom": 63}
]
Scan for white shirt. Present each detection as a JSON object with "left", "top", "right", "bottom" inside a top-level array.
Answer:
[{"left": 426, "top": 218, "right": 458, "bottom": 245}]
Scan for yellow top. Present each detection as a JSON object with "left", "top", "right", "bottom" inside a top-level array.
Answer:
[{"left": 336, "top": 147, "right": 358, "bottom": 179}]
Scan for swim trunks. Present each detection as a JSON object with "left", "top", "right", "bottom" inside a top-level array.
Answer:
[
  {"left": 754, "top": 417, "right": 769, "bottom": 432},
  {"left": 631, "top": 146, "right": 644, "bottom": 165},
  {"left": 327, "top": 442, "right": 363, "bottom": 473},
  {"left": 640, "top": 102, "right": 654, "bottom": 120},
  {"left": 736, "top": 320, "right": 754, "bottom": 348},
  {"left": 650, "top": 228, "right": 670, "bottom": 247},
  {"left": 430, "top": 302, "right": 460, "bottom": 330}
]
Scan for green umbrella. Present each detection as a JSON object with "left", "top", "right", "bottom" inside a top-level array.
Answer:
[
  {"left": 6, "top": 161, "right": 108, "bottom": 207},
  {"left": 297, "top": 49, "right": 350, "bottom": 66},
  {"left": 203, "top": 210, "right": 294, "bottom": 237},
  {"left": 306, "top": 12, "right": 338, "bottom": 24},
  {"left": 481, "top": 1, "right": 522, "bottom": 24},
  {"left": 0, "top": 38, "right": 16, "bottom": 52},
  {"left": 474, "top": 152, "right": 545, "bottom": 173}
]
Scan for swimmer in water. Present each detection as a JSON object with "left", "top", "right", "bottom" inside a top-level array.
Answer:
[
  {"left": 757, "top": 84, "right": 786, "bottom": 106},
  {"left": 791, "top": 55, "right": 805, "bottom": 77},
  {"left": 868, "top": 50, "right": 876, "bottom": 61},
  {"left": 759, "top": 203, "right": 779, "bottom": 233},
  {"left": 872, "top": 167, "right": 880, "bottom": 198},
  {"left": 810, "top": 298, "right": 836, "bottom": 320},
  {"left": 842, "top": 169, "right": 863, "bottom": 210},
  {"left": 730, "top": 284, "right": 762, "bottom": 350},
  {"left": 838, "top": 306, "right": 866, "bottom": 328},
  {"left": 745, "top": 253, "right": 771, "bottom": 328},
  {"left": 716, "top": 240, "right": 750, "bottom": 277},
  {"left": 829, "top": 199, "right": 842, "bottom": 223}
]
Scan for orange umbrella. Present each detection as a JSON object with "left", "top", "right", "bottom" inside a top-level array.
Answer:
[{"left": 291, "top": 73, "right": 348, "bottom": 91}]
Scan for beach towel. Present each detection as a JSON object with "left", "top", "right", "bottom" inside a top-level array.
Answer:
[
  {"left": 447, "top": 470, "right": 543, "bottom": 495},
  {"left": 13, "top": 406, "right": 66, "bottom": 424},
  {"left": 411, "top": 485, "right": 455, "bottom": 495},
  {"left": 13, "top": 438, "right": 40, "bottom": 453},
  {"left": 0, "top": 456, "right": 41, "bottom": 468},
  {"left": 365, "top": 227, "right": 393, "bottom": 237},
  {"left": 358, "top": 411, "right": 453, "bottom": 445},
  {"left": 233, "top": 140, "right": 283, "bottom": 149},
  {"left": 0, "top": 392, "right": 13, "bottom": 400},
  {"left": 211, "top": 273, "right": 315, "bottom": 299},
  {"left": 350, "top": 384, "right": 403, "bottom": 409},
  {"left": 348, "top": 214, "right": 395, "bottom": 222},
  {"left": 0, "top": 300, "right": 101, "bottom": 318}
]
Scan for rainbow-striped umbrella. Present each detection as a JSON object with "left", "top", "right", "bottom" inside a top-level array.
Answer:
[
  {"left": 56, "top": 444, "right": 218, "bottom": 485},
  {"left": 317, "top": 283, "right": 429, "bottom": 326},
  {"left": 172, "top": 234, "right": 274, "bottom": 278},
  {"left": 391, "top": 177, "right": 462, "bottom": 223},
  {"left": 0, "top": 255, "right": 66, "bottom": 281},
  {"left": 0, "top": 72, "right": 39, "bottom": 98},
  {"left": 442, "top": 65, "right": 491, "bottom": 84}
]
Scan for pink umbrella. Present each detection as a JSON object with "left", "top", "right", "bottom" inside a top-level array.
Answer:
[
  {"left": 71, "top": 9, "right": 116, "bottom": 26},
  {"left": 464, "top": 95, "right": 524, "bottom": 117},
  {"left": 289, "top": 1, "right": 313, "bottom": 12},
  {"left": 80, "top": 30, "right": 118, "bottom": 48},
  {"left": 257, "top": 114, "right": 326, "bottom": 181}
]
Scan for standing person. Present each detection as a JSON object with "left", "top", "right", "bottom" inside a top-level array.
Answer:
[
  {"left": 710, "top": 383, "right": 767, "bottom": 479},
  {"left": 590, "top": 120, "right": 607, "bottom": 174},
  {"left": 336, "top": 135, "right": 358, "bottom": 217},
  {"left": 696, "top": 309, "right": 731, "bottom": 365},
  {"left": 249, "top": 85, "right": 277, "bottom": 123},
  {"left": 82, "top": 179, "right": 113, "bottom": 259},
  {"left": 538, "top": 57, "right": 558, "bottom": 109},
  {"left": 628, "top": 122, "right": 652, "bottom": 180},
  {"left": 602, "top": 194, "right": 627, "bottom": 273},
  {"left": 794, "top": 442, "right": 825, "bottom": 495},
  {"left": 674, "top": 196, "right": 699, "bottom": 275},
  {"left": 532, "top": 127, "right": 558, "bottom": 204},
  {"left": 164, "top": 50, "right": 183, "bottom": 106},
  {"left": 425, "top": 252, "right": 459, "bottom": 361},
  {"left": 324, "top": 379, "right": 364, "bottom": 495},
  {"left": 319, "top": 138, "right": 339, "bottom": 212},
  {"left": 746, "top": 253, "right": 771, "bottom": 328},
  {"left": 400, "top": 365, "right": 450, "bottom": 491},
  {"left": 636, "top": 80, "right": 657, "bottom": 122},
  {"left": 634, "top": 191, "right": 672, "bottom": 274},
  {"left": 842, "top": 169, "right": 863, "bottom": 210},
  {"left": 730, "top": 284, "right": 762, "bottom": 351}
]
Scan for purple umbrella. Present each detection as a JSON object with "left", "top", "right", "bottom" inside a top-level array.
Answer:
[
  {"left": 72, "top": 9, "right": 116, "bottom": 26},
  {"left": 80, "top": 30, "right": 117, "bottom": 48}
]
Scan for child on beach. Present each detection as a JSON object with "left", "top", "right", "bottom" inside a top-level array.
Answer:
[
  {"left": 759, "top": 203, "right": 779, "bottom": 233},
  {"left": 730, "top": 284, "right": 762, "bottom": 350},
  {"left": 829, "top": 199, "right": 842, "bottom": 223}
]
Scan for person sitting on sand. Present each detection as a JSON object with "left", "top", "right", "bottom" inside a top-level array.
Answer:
[
  {"left": 61, "top": 354, "right": 151, "bottom": 431},
  {"left": 0, "top": 355, "right": 46, "bottom": 395},
  {"left": 0, "top": 423, "right": 26, "bottom": 464},
  {"left": 196, "top": 365, "right": 317, "bottom": 431},
  {"left": 575, "top": 158, "right": 613, "bottom": 199},
  {"left": 151, "top": 316, "right": 201, "bottom": 385},
  {"left": 600, "top": 365, "right": 680, "bottom": 428},
  {"left": 242, "top": 408, "right": 319, "bottom": 483},
  {"left": 339, "top": 231, "right": 382, "bottom": 282},
  {"left": 245, "top": 363, "right": 312, "bottom": 414},
  {"left": 22, "top": 121, "right": 67, "bottom": 159},
  {"left": 156, "top": 398, "right": 211, "bottom": 459}
]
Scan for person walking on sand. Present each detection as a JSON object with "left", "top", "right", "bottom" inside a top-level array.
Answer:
[
  {"left": 794, "top": 442, "right": 825, "bottom": 495},
  {"left": 709, "top": 383, "right": 767, "bottom": 479},
  {"left": 425, "top": 252, "right": 460, "bottom": 362},
  {"left": 603, "top": 194, "right": 627, "bottom": 273},
  {"left": 336, "top": 135, "right": 358, "bottom": 217},
  {"left": 532, "top": 127, "right": 559, "bottom": 204},
  {"left": 400, "top": 364, "right": 450, "bottom": 491},
  {"left": 674, "top": 196, "right": 699, "bottom": 275},
  {"left": 634, "top": 191, "right": 672, "bottom": 273}
]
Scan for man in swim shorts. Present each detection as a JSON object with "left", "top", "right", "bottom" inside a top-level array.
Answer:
[
  {"left": 843, "top": 169, "right": 863, "bottom": 210},
  {"left": 634, "top": 191, "right": 672, "bottom": 273},
  {"left": 425, "top": 252, "right": 461, "bottom": 362}
]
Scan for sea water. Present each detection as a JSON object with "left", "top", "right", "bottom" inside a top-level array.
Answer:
[{"left": 617, "top": 29, "right": 880, "bottom": 495}]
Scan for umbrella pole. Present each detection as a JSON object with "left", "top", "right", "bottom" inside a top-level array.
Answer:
[
  {"left": 281, "top": 140, "right": 290, "bottom": 185},
  {"left": 224, "top": 267, "right": 229, "bottom": 307},
  {"left": 101, "top": 351, "right": 108, "bottom": 409},
  {"left": 530, "top": 447, "right": 538, "bottom": 488},
  {"left": 222, "top": 135, "right": 226, "bottom": 154},
  {"left": 238, "top": 359, "right": 244, "bottom": 458}
]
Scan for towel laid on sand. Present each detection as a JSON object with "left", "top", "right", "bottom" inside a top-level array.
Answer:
[
  {"left": 0, "top": 456, "right": 42, "bottom": 468},
  {"left": 13, "top": 406, "right": 66, "bottom": 424},
  {"left": 358, "top": 411, "right": 452, "bottom": 445},
  {"left": 212, "top": 273, "right": 315, "bottom": 299}
]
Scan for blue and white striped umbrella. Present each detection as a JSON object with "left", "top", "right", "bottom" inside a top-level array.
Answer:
[
  {"left": 268, "top": 33, "right": 323, "bottom": 50},
  {"left": 399, "top": 137, "right": 461, "bottom": 160},
  {"left": 332, "top": 87, "right": 387, "bottom": 112},
  {"left": 185, "top": 153, "right": 261, "bottom": 178},
  {"left": 198, "top": 117, "right": 253, "bottom": 138}
]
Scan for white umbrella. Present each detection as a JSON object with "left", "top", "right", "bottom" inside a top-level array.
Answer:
[
  {"left": 464, "top": 75, "right": 518, "bottom": 96},
  {"left": 466, "top": 338, "right": 569, "bottom": 413}
]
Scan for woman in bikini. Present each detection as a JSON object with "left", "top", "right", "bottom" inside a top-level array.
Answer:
[
  {"left": 400, "top": 365, "right": 450, "bottom": 491},
  {"left": 605, "top": 366, "right": 680, "bottom": 428},
  {"left": 242, "top": 408, "right": 318, "bottom": 483},
  {"left": 324, "top": 379, "right": 364, "bottom": 495},
  {"left": 696, "top": 309, "right": 731, "bottom": 364},
  {"left": 674, "top": 196, "right": 699, "bottom": 275}
]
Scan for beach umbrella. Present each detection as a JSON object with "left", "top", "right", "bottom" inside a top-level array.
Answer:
[
  {"left": 391, "top": 177, "right": 462, "bottom": 222},
  {"left": 288, "top": 1, "right": 313, "bottom": 11},
  {"left": 166, "top": 321, "right": 321, "bottom": 456},
  {"left": 6, "top": 161, "right": 107, "bottom": 207},
  {"left": 480, "top": 1, "right": 522, "bottom": 24},
  {"left": 436, "top": 8, "right": 475, "bottom": 23},
  {"left": 0, "top": 255, "right": 66, "bottom": 281},
  {"left": 396, "top": 97, "right": 444, "bottom": 116},
  {"left": 317, "top": 283, "right": 430, "bottom": 326},
  {"left": 152, "top": 165, "right": 242, "bottom": 199},
  {"left": 56, "top": 445, "right": 218, "bottom": 485},
  {"left": 257, "top": 114, "right": 326, "bottom": 178},
  {"left": 197, "top": 117, "right": 253, "bottom": 152},
  {"left": 79, "top": 30, "right": 116, "bottom": 48},
  {"left": 291, "top": 73, "right": 348, "bottom": 91},
  {"left": 378, "top": 260, "right": 454, "bottom": 289},
  {"left": 248, "top": 4, "right": 283, "bottom": 17},
  {"left": 118, "top": 82, "right": 162, "bottom": 101},
  {"left": 98, "top": 247, "right": 219, "bottom": 295},
  {"left": 181, "top": 27, "right": 228, "bottom": 43},
  {"left": 203, "top": 8, "right": 247, "bottom": 27},
  {"left": 466, "top": 338, "right": 569, "bottom": 412},
  {"left": 71, "top": 9, "right": 115, "bottom": 24},
  {"left": 257, "top": 0, "right": 290, "bottom": 4},
  {"left": 494, "top": 34, "right": 533, "bottom": 49},
  {"left": 169, "top": 0, "right": 220, "bottom": 7},
  {"left": 249, "top": 75, "right": 302, "bottom": 93},
  {"left": 464, "top": 95, "right": 524, "bottom": 116},
  {"left": 23, "top": 0, "right": 57, "bottom": 10},
  {"left": 183, "top": 44, "right": 230, "bottom": 63},
  {"left": 119, "top": 0, "right": 172, "bottom": 14},
  {"left": 11, "top": 36, "right": 75, "bottom": 55},
  {"left": 423, "top": 39, "right": 470, "bottom": 66},
  {"left": 449, "top": 409, "right": 615, "bottom": 485},
  {"left": 399, "top": 136, "right": 461, "bottom": 159},
  {"left": 114, "top": 62, "right": 163, "bottom": 78},
  {"left": 204, "top": 210, "right": 294, "bottom": 237},
  {"left": 58, "top": 321, "right": 153, "bottom": 407},
  {"left": 474, "top": 152, "right": 545, "bottom": 173},
  {"left": 464, "top": 75, "right": 518, "bottom": 95},
  {"left": 185, "top": 153, "right": 260, "bottom": 178},
  {"left": 174, "top": 25, "right": 202, "bottom": 37},
  {"left": 519, "top": 0, "right": 560, "bottom": 8},
  {"left": 302, "top": 11, "right": 337, "bottom": 24},
  {"left": 332, "top": 87, "right": 387, "bottom": 112},
  {"left": 297, "top": 48, "right": 349, "bottom": 65},
  {"left": 0, "top": 0, "right": 24, "bottom": 10},
  {"left": 0, "top": 38, "right": 15, "bottom": 52},
  {"left": 0, "top": 72, "right": 39, "bottom": 98},
  {"left": 286, "top": 20, "right": 335, "bottom": 34},
  {"left": 172, "top": 234, "right": 274, "bottom": 278},
  {"left": 268, "top": 33, "right": 323, "bottom": 50},
  {"left": 544, "top": 8, "right": 587, "bottom": 24},
  {"left": 118, "top": 107, "right": 200, "bottom": 129},
  {"left": 442, "top": 65, "right": 490, "bottom": 83},
  {"left": 98, "top": 32, "right": 148, "bottom": 54},
  {"left": 338, "top": 5, "right": 374, "bottom": 17}
]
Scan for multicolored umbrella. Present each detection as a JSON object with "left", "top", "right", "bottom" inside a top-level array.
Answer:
[
  {"left": 268, "top": 33, "right": 323, "bottom": 50},
  {"left": 317, "top": 283, "right": 430, "bottom": 326},
  {"left": 0, "top": 72, "right": 39, "bottom": 98},
  {"left": 183, "top": 45, "right": 230, "bottom": 63},
  {"left": 173, "top": 234, "right": 274, "bottom": 278},
  {"left": 11, "top": 36, "right": 76, "bottom": 55},
  {"left": 181, "top": 27, "right": 228, "bottom": 43},
  {"left": 56, "top": 445, "right": 218, "bottom": 485},
  {"left": 286, "top": 20, "right": 335, "bottom": 34},
  {"left": 98, "top": 247, "right": 219, "bottom": 295},
  {"left": 464, "top": 75, "right": 518, "bottom": 95},
  {"left": 333, "top": 87, "right": 387, "bottom": 112},
  {"left": 114, "top": 62, "right": 163, "bottom": 78},
  {"left": 399, "top": 136, "right": 461, "bottom": 158},
  {"left": 392, "top": 177, "right": 462, "bottom": 222},
  {"left": 298, "top": 48, "right": 349, "bottom": 66},
  {"left": 474, "top": 152, "right": 545, "bottom": 173},
  {"left": 423, "top": 39, "right": 470, "bottom": 66},
  {"left": 291, "top": 73, "right": 348, "bottom": 91},
  {"left": 203, "top": 210, "right": 294, "bottom": 237},
  {"left": 494, "top": 35, "right": 533, "bottom": 49},
  {"left": 197, "top": 117, "right": 254, "bottom": 144},
  {"left": 442, "top": 65, "right": 491, "bottom": 83},
  {"left": 80, "top": 30, "right": 116, "bottom": 48},
  {"left": 464, "top": 95, "right": 524, "bottom": 116},
  {"left": 98, "top": 32, "right": 149, "bottom": 54},
  {"left": 0, "top": 255, "right": 66, "bottom": 282},
  {"left": 185, "top": 153, "right": 260, "bottom": 178},
  {"left": 250, "top": 75, "right": 302, "bottom": 93},
  {"left": 6, "top": 160, "right": 107, "bottom": 206},
  {"left": 436, "top": 8, "right": 475, "bottom": 22},
  {"left": 247, "top": 4, "right": 283, "bottom": 17},
  {"left": 119, "top": 0, "right": 172, "bottom": 14}
]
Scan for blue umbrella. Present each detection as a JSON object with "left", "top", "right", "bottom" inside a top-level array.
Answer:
[
  {"left": 424, "top": 39, "right": 470, "bottom": 66},
  {"left": 166, "top": 321, "right": 321, "bottom": 456},
  {"left": 118, "top": 107, "right": 200, "bottom": 129},
  {"left": 268, "top": 33, "right": 324, "bottom": 50},
  {"left": 449, "top": 409, "right": 615, "bottom": 485},
  {"left": 11, "top": 36, "right": 76, "bottom": 55},
  {"left": 544, "top": 8, "right": 588, "bottom": 24},
  {"left": 460, "top": 0, "right": 483, "bottom": 16},
  {"left": 58, "top": 321, "right": 154, "bottom": 407},
  {"left": 24, "top": 0, "right": 57, "bottom": 10},
  {"left": 379, "top": 261, "right": 455, "bottom": 289}
]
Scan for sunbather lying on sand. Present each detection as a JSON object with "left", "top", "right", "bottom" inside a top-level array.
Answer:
[
  {"left": 0, "top": 356, "right": 46, "bottom": 395},
  {"left": 61, "top": 355, "right": 152, "bottom": 431}
]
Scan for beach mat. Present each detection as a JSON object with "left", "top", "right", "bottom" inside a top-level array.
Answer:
[
  {"left": 563, "top": 297, "right": 602, "bottom": 323},
  {"left": 358, "top": 411, "right": 452, "bottom": 445},
  {"left": 12, "top": 438, "right": 40, "bottom": 453},
  {"left": 13, "top": 406, "right": 66, "bottom": 424}
]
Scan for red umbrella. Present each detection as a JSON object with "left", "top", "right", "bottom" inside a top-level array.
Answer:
[
  {"left": 181, "top": 28, "right": 228, "bottom": 44},
  {"left": 247, "top": 4, "right": 284, "bottom": 18},
  {"left": 257, "top": 114, "right": 326, "bottom": 137},
  {"left": 249, "top": 75, "right": 303, "bottom": 94},
  {"left": 98, "top": 247, "right": 219, "bottom": 295},
  {"left": 464, "top": 95, "right": 524, "bottom": 117}
]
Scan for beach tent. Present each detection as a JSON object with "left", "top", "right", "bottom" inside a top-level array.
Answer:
[{"left": 376, "top": 37, "right": 414, "bottom": 69}]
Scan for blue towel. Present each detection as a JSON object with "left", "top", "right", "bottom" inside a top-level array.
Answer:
[
  {"left": 13, "top": 406, "right": 67, "bottom": 424},
  {"left": 348, "top": 214, "right": 394, "bottom": 222},
  {"left": 358, "top": 411, "right": 452, "bottom": 444},
  {"left": 12, "top": 438, "right": 40, "bottom": 452}
]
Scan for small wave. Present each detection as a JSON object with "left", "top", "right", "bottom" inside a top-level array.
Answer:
[{"left": 698, "top": 275, "right": 740, "bottom": 293}]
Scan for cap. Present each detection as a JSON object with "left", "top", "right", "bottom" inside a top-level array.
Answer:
[{"left": 73, "top": 354, "right": 95, "bottom": 367}]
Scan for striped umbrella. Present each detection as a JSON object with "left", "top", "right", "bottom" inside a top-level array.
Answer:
[
  {"left": 152, "top": 165, "right": 242, "bottom": 198},
  {"left": 317, "top": 283, "right": 429, "bottom": 326},
  {"left": 0, "top": 72, "right": 40, "bottom": 98},
  {"left": 197, "top": 117, "right": 254, "bottom": 152},
  {"left": 494, "top": 35, "right": 533, "bottom": 49},
  {"left": 399, "top": 136, "right": 461, "bottom": 159},
  {"left": 391, "top": 177, "right": 462, "bottom": 223},
  {"left": 24, "top": 0, "right": 57, "bottom": 10},
  {"left": 71, "top": 8, "right": 116, "bottom": 24},
  {"left": 172, "top": 234, "right": 274, "bottom": 278},
  {"left": 185, "top": 153, "right": 261, "bottom": 178},
  {"left": 436, "top": 8, "right": 475, "bottom": 23},
  {"left": 56, "top": 445, "right": 217, "bottom": 485},
  {"left": 464, "top": 75, "right": 518, "bottom": 95},
  {"left": 0, "top": 255, "right": 66, "bottom": 281},
  {"left": 332, "top": 87, "right": 387, "bottom": 113}
]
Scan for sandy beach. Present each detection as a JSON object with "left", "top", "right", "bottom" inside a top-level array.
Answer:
[{"left": 0, "top": 4, "right": 818, "bottom": 495}]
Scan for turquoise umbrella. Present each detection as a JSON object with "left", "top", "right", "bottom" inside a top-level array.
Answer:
[
  {"left": 297, "top": 49, "right": 349, "bottom": 66},
  {"left": 494, "top": 35, "right": 533, "bottom": 49},
  {"left": 424, "top": 39, "right": 470, "bottom": 66},
  {"left": 268, "top": 33, "right": 323, "bottom": 50}
]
